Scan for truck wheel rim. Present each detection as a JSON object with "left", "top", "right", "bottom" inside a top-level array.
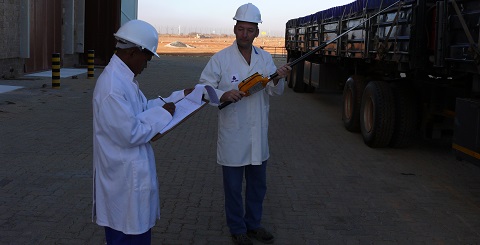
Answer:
[
  {"left": 344, "top": 90, "right": 353, "bottom": 120},
  {"left": 363, "top": 97, "right": 374, "bottom": 133}
]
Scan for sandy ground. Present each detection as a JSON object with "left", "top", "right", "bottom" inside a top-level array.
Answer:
[{"left": 157, "top": 34, "right": 286, "bottom": 56}]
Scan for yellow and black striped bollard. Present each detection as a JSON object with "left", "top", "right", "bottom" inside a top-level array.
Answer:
[
  {"left": 52, "top": 53, "right": 60, "bottom": 88},
  {"left": 88, "top": 50, "right": 95, "bottom": 79}
]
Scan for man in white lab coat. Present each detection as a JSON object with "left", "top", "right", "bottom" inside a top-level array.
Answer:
[
  {"left": 199, "top": 3, "right": 291, "bottom": 245},
  {"left": 92, "top": 20, "right": 192, "bottom": 245}
]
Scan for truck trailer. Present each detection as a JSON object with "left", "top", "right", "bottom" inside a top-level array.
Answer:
[{"left": 285, "top": 0, "right": 480, "bottom": 160}]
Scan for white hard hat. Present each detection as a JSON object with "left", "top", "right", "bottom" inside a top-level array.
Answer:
[
  {"left": 233, "top": 3, "right": 262, "bottom": 23},
  {"left": 114, "top": 19, "right": 160, "bottom": 58}
]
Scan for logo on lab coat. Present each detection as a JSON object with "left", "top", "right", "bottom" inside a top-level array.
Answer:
[{"left": 231, "top": 74, "right": 239, "bottom": 83}]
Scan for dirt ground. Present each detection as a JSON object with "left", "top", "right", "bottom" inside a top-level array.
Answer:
[{"left": 157, "top": 34, "right": 286, "bottom": 56}]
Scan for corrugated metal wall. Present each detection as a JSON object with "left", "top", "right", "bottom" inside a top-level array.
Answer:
[
  {"left": 1, "top": 0, "right": 123, "bottom": 74},
  {"left": 24, "top": 0, "right": 62, "bottom": 73}
]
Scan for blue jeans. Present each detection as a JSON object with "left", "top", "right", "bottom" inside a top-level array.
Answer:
[
  {"left": 104, "top": 227, "right": 151, "bottom": 245},
  {"left": 222, "top": 161, "right": 267, "bottom": 235}
]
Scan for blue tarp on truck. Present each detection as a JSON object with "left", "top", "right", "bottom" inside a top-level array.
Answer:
[{"left": 286, "top": 0, "right": 416, "bottom": 27}]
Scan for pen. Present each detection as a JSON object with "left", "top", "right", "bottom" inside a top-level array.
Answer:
[{"left": 158, "top": 96, "right": 167, "bottom": 103}]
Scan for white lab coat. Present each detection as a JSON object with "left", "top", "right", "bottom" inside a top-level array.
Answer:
[
  {"left": 92, "top": 55, "right": 184, "bottom": 234},
  {"left": 199, "top": 41, "right": 284, "bottom": 166}
]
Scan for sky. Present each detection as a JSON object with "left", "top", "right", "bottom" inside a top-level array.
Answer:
[{"left": 138, "top": 0, "right": 354, "bottom": 37}]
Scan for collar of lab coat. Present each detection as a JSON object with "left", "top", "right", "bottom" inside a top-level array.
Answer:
[
  {"left": 233, "top": 40, "right": 260, "bottom": 68},
  {"left": 110, "top": 54, "right": 135, "bottom": 84}
]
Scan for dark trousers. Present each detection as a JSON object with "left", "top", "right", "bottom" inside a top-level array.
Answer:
[
  {"left": 104, "top": 227, "right": 151, "bottom": 245},
  {"left": 222, "top": 161, "right": 267, "bottom": 235}
]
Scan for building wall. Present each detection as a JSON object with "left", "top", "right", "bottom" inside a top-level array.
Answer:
[
  {"left": 0, "top": 0, "right": 124, "bottom": 78},
  {"left": 0, "top": 1, "right": 23, "bottom": 78},
  {"left": 61, "top": 0, "right": 85, "bottom": 69},
  {"left": 24, "top": 0, "right": 62, "bottom": 73}
]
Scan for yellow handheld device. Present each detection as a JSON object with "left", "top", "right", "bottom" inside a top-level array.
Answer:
[{"left": 218, "top": 72, "right": 270, "bottom": 109}]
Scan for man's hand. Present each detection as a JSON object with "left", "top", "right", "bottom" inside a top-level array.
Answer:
[
  {"left": 162, "top": 102, "right": 175, "bottom": 116},
  {"left": 184, "top": 88, "right": 194, "bottom": 96},
  {"left": 221, "top": 89, "right": 245, "bottom": 103},
  {"left": 273, "top": 64, "right": 292, "bottom": 85}
]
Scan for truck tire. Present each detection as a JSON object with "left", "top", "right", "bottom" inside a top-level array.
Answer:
[
  {"left": 305, "top": 83, "right": 316, "bottom": 93},
  {"left": 292, "top": 75, "right": 305, "bottom": 92},
  {"left": 287, "top": 58, "right": 294, "bottom": 88},
  {"left": 389, "top": 83, "right": 417, "bottom": 148},
  {"left": 292, "top": 60, "right": 305, "bottom": 92},
  {"left": 360, "top": 80, "right": 395, "bottom": 148},
  {"left": 342, "top": 75, "right": 366, "bottom": 132}
]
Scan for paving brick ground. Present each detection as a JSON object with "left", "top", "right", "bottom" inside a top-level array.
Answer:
[{"left": 1, "top": 55, "right": 480, "bottom": 245}]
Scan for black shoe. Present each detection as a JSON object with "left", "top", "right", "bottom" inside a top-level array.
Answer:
[
  {"left": 247, "top": 227, "right": 275, "bottom": 244},
  {"left": 231, "top": 233, "right": 253, "bottom": 245}
]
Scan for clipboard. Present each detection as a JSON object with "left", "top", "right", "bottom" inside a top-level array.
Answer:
[
  {"left": 150, "top": 84, "right": 218, "bottom": 141},
  {"left": 150, "top": 98, "right": 209, "bottom": 141}
]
